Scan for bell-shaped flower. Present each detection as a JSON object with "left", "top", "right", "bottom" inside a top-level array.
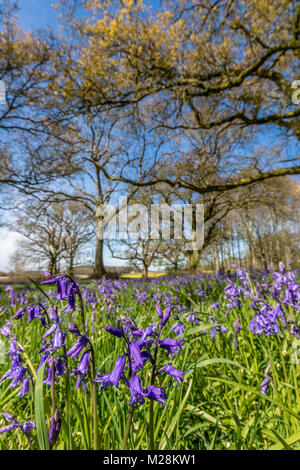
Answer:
[
  {"left": 158, "top": 364, "right": 186, "bottom": 386},
  {"left": 143, "top": 385, "right": 168, "bottom": 406},
  {"left": 94, "top": 355, "right": 125, "bottom": 390},
  {"left": 129, "top": 375, "right": 145, "bottom": 405},
  {"left": 66, "top": 336, "right": 89, "bottom": 359}
]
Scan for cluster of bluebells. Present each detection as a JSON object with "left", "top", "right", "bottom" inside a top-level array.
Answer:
[
  {"left": 231, "top": 263, "right": 300, "bottom": 339},
  {"left": 0, "top": 273, "right": 98, "bottom": 390},
  {"left": 95, "top": 303, "right": 186, "bottom": 406},
  {"left": 4, "top": 286, "right": 29, "bottom": 308},
  {"left": 96, "top": 278, "right": 127, "bottom": 318},
  {"left": 0, "top": 272, "right": 95, "bottom": 446},
  {"left": 0, "top": 331, "right": 32, "bottom": 398},
  {"left": 38, "top": 273, "right": 95, "bottom": 392},
  {"left": 0, "top": 413, "right": 35, "bottom": 437},
  {"left": 42, "top": 272, "right": 80, "bottom": 312}
]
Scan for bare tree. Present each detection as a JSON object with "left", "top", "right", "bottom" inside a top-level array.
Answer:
[{"left": 11, "top": 199, "right": 93, "bottom": 274}]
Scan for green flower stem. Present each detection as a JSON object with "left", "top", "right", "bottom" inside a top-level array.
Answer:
[
  {"left": 62, "top": 344, "right": 71, "bottom": 450},
  {"left": 149, "top": 334, "right": 159, "bottom": 450},
  {"left": 121, "top": 405, "right": 134, "bottom": 450}
]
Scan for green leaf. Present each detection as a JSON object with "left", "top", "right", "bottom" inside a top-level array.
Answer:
[
  {"left": 185, "top": 357, "right": 250, "bottom": 378},
  {"left": 159, "top": 380, "right": 193, "bottom": 450},
  {"left": 102, "top": 390, "right": 123, "bottom": 446},
  {"left": 186, "top": 324, "right": 217, "bottom": 336},
  {"left": 185, "top": 404, "right": 227, "bottom": 430},
  {"left": 0, "top": 339, "right": 6, "bottom": 364},
  {"left": 207, "top": 376, "right": 300, "bottom": 419},
  {"left": 268, "top": 430, "right": 300, "bottom": 450},
  {"left": 34, "top": 360, "right": 50, "bottom": 450}
]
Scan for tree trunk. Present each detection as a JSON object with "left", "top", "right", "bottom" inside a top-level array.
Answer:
[
  {"left": 143, "top": 263, "right": 148, "bottom": 278},
  {"left": 68, "top": 253, "right": 75, "bottom": 278},
  {"left": 214, "top": 244, "right": 220, "bottom": 272},
  {"left": 94, "top": 237, "right": 106, "bottom": 277},
  {"left": 48, "top": 257, "right": 58, "bottom": 275},
  {"left": 186, "top": 249, "right": 200, "bottom": 272}
]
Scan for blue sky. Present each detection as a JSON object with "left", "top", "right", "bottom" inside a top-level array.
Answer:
[
  {"left": 17, "top": 1, "right": 58, "bottom": 31},
  {"left": 16, "top": 0, "right": 163, "bottom": 31}
]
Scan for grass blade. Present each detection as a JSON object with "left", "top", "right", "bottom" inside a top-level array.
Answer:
[
  {"left": 159, "top": 380, "right": 193, "bottom": 450},
  {"left": 34, "top": 360, "right": 50, "bottom": 450}
]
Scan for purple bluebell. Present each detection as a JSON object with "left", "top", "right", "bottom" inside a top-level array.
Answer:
[
  {"left": 22, "top": 420, "right": 35, "bottom": 435},
  {"left": 155, "top": 304, "right": 163, "bottom": 321},
  {"left": 260, "top": 376, "right": 271, "bottom": 395},
  {"left": 49, "top": 306, "right": 59, "bottom": 322},
  {"left": 48, "top": 409, "right": 61, "bottom": 447},
  {"left": 27, "top": 307, "right": 35, "bottom": 322},
  {"left": 159, "top": 338, "right": 184, "bottom": 357},
  {"left": 129, "top": 342, "right": 144, "bottom": 373},
  {"left": 161, "top": 305, "right": 171, "bottom": 327},
  {"left": 105, "top": 325, "right": 124, "bottom": 338},
  {"left": 143, "top": 385, "right": 168, "bottom": 406},
  {"left": 55, "top": 358, "right": 65, "bottom": 376},
  {"left": 53, "top": 330, "right": 66, "bottom": 349},
  {"left": 117, "top": 315, "right": 138, "bottom": 331},
  {"left": 260, "top": 364, "right": 272, "bottom": 395},
  {"left": 234, "top": 317, "right": 243, "bottom": 349},
  {"left": 170, "top": 322, "right": 185, "bottom": 337},
  {"left": 68, "top": 321, "right": 81, "bottom": 336},
  {"left": 78, "top": 351, "right": 91, "bottom": 375},
  {"left": 135, "top": 291, "right": 148, "bottom": 304},
  {"left": 128, "top": 375, "right": 145, "bottom": 405},
  {"left": 0, "top": 422, "right": 17, "bottom": 433},
  {"left": 12, "top": 307, "right": 26, "bottom": 320},
  {"left": 65, "top": 294, "right": 76, "bottom": 312},
  {"left": 94, "top": 355, "right": 126, "bottom": 390},
  {"left": 42, "top": 322, "right": 58, "bottom": 340},
  {"left": 0, "top": 322, "right": 12, "bottom": 338},
  {"left": 18, "top": 376, "right": 30, "bottom": 397},
  {"left": 56, "top": 278, "right": 68, "bottom": 300},
  {"left": 44, "top": 364, "right": 55, "bottom": 386},
  {"left": 158, "top": 364, "right": 186, "bottom": 385},
  {"left": 0, "top": 413, "right": 35, "bottom": 436},
  {"left": 66, "top": 336, "right": 89, "bottom": 359}
]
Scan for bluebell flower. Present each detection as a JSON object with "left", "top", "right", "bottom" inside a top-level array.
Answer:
[
  {"left": 18, "top": 376, "right": 30, "bottom": 397},
  {"left": 129, "top": 342, "right": 144, "bottom": 373},
  {"left": 105, "top": 325, "right": 124, "bottom": 338},
  {"left": 0, "top": 413, "right": 35, "bottom": 436},
  {"left": 128, "top": 375, "right": 145, "bottom": 405},
  {"left": 48, "top": 409, "right": 61, "bottom": 447},
  {"left": 68, "top": 321, "right": 81, "bottom": 336},
  {"left": 170, "top": 322, "right": 185, "bottom": 337},
  {"left": 78, "top": 350, "right": 91, "bottom": 375},
  {"left": 143, "top": 385, "right": 168, "bottom": 406},
  {"left": 260, "top": 364, "right": 271, "bottom": 394},
  {"left": 66, "top": 336, "right": 89, "bottom": 359},
  {"left": 159, "top": 338, "right": 184, "bottom": 357},
  {"left": 158, "top": 364, "right": 186, "bottom": 386},
  {"left": 94, "top": 356, "right": 126, "bottom": 390},
  {"left": 42, "top": 322, "right": 58, "bottom": 340}
]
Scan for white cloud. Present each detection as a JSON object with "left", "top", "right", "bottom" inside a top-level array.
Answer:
[{"left": 0, "top": 229, "right": 24, "bottom": 272}]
